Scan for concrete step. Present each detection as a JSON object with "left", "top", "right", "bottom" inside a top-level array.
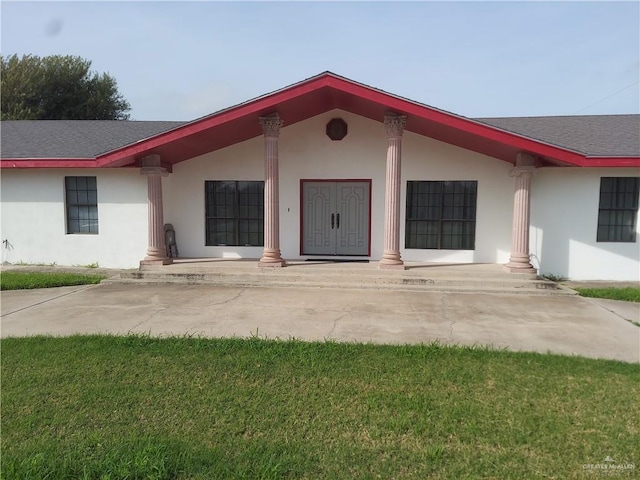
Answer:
[
  {"left": 103, "top": 265, "right": 576, "bottom": 296},
  {"left": 138, "top": 262, "right": 540, "bottom": 279},
  {"left": 116, "top": 271, "right": 551, "bottom": 288}
]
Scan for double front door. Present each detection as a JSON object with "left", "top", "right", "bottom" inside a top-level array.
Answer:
[{"left": 302, "top": 180, "right": 370, "bottom": 256}]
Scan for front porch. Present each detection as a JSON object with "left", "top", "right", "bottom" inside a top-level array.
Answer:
[
  {"left": 140, "top": 111, "right": 539, "bottom": 273},
  {"left": 111, "top": 259, "right": 571, "bottom": 296}
]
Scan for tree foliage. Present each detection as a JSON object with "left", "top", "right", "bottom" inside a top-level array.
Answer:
[{"left": 1, "top": 54, "right": 131, "bottom": 120}]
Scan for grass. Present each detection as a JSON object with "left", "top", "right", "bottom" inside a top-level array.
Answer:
[
  {"left": 14, "top": 260, "right": 57, "bottom": 267},
  {"left": 542, "top": 273, "right": 568, "bottom": 282},
  {"left": 573, "top": 287, "right": 640, "bottom": 303},
  {"left": 0, "top": 271, "right": 106, "bottom": 290},
  {"left": 76, "top": 262, "right": 100, "bottom": 269},
  {"left": 2, "top": 336, "right": 639, "bottom": 479}
]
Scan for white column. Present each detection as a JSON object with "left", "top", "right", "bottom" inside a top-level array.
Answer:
[
  {"left": 140, "top": 154, "right": 171, "bottom": 266},
  {"left": 258, "top": 114, "right": 286, "bottom": 267},
  {"left": 505, "top": 152, "right": 536, "bottom": 273},
  {"left": 380, "top": 115, "right": 407, "bottom": 270}
]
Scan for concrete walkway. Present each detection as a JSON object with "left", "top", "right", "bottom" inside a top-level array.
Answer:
[{"left": 1, "top": 282, "right": 638, "bottom": 363}]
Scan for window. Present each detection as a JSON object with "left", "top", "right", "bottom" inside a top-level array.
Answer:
[
  {"left": 65, "top": 176, "right": 98, "bottom": 234},
  {"left": 405, "top": 181, "right": 477, "bottom": 249},
  {"left": 205, "top": 181, "right": 264, "bottom": 246},
  {"left": 597, "top": 177, "right": 639, "bottom": 242}
]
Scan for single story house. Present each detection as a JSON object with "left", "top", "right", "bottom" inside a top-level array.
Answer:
[{"left": 1, "top": 72, "right": 638, "bottom": 280}]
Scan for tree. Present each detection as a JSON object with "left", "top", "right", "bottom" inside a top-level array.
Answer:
[{"left": 1, "top": 54, "right": 131, "bottom": 120}]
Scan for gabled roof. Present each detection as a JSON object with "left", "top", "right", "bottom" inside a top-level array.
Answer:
[{"left": 2, "top": 72, "right": 639, "bottom": 169}]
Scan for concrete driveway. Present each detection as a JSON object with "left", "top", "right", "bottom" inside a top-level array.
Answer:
[{"left": 1, "top": 283, "right": 638, "bottom": 363}]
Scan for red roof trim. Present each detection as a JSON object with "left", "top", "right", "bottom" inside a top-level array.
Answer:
[
  {"left": 1, "top": 158, "right": 96, "bottom": 168},
  {"left": 580, "top": 157, "right": 640, "bottom": 167},
  {"left": 330, "top": 76, "right": 590, "bottom": 163},
  {"left": 2, "top": 72, "right": 638, "bottom": 169},
  {"left": 95, "top": 74, "right": 333, "bottom": 166},
  {"left": 92, "top": 73, "right": 640, "bottom": 169}
]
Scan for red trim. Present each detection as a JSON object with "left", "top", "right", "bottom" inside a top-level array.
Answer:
[
  {"left": 3, "top": 72, "right": 638, "bottom": 169},
  {"left": 580, "top": 157, "right": 640, "bottom": 168},
  {"left": 1, "top": 158, "right": 96, "bottom": 168},
  {"left": 322, "top": 75, "right": 589, "bottom": 165},
  {"left": 299, "top": 179, "right": 372, "bottom": 257},
  {"left": 95, "top": 77, "right": 332, "bottom": 167},
  {"left": 5, "top": 154, "right": 638, "bottom": 169}
]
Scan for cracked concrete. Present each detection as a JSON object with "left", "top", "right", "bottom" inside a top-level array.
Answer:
[
  {"left": 1, "top": 284, "right": 638, "bottom": 363},
  {"left": 581, "top": 297, "right": 639, "bottom": 326},
  {"left": 1, "top": 284, "right": 96, "bottom": 317},
  {"left": 325, "top": 313, "right": 343, "bottom": 340}
]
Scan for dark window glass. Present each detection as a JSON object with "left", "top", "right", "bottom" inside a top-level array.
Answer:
[
  {"left": 597, "top": 177, "right": 639, "bottom": 242},
  {"left": 65, "top": 176, "right": 98, "bottom": 234},
  {"left": 205, "top": 181, "right": 264, "bottom": 246},
  {"left": 405, "top": 181, "right": 477, "bottom": 250}
]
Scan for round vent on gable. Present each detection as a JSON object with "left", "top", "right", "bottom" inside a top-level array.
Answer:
[{"left": 326, "top": 118, "right": 348, "bottom": 141}]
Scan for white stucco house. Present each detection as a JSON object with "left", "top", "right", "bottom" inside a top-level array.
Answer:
[{"left": 1, "top": 72, "right": 639, "bottom": 280}]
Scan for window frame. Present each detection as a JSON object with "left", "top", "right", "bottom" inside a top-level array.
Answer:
[
  {"left": 596, "top": 177, "right": 639, "bottom": 243},
  {"left": 65, "top": 176, "right": 99, "bottom": 235},
  {"left": 204, "top": 180, "right": 264, "bottom": 247},
  {"left": 405, "top": 180, "right": 478, "bottom": 250}
]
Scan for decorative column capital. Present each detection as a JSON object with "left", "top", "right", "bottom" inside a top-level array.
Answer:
[
  {"left": 259, "top": 114, "right": 284, "bottom": 137},
  {"left": 139, "top": 154, "right": 169, "bottom": 177},
  {"left": 509, "top": 165, "right": 537, "bottom": 178},
  {"left": 384, "top": 115, "right": 407, "bottom": 138},
  {"left": 140, "top": 166, "right": 169, "bottom": 177}
]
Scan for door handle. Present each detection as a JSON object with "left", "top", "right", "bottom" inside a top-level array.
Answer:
[
  {"left": 336, "top": 213, "right": 340, "bottom": 229},
  {"left": 331, "top": 213, "right": 335, "bottom": 229}
]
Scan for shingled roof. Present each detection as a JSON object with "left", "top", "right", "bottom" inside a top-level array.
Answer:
[
  {"left": 476, "top": 115, "right": 639, "bottom": 157},
  {"left": 2, "top": 115, "right": 638, "bottom": 160},
  {"left": 1, "top": 120, "right": 185, "bottom": 159}
]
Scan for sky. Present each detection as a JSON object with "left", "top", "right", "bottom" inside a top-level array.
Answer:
[{"left": 2, "top": 1, "right": 638, "bottom": 121}]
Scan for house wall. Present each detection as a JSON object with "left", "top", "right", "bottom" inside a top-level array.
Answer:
[
  {"left": 3, "top": 112, "right": 636, "bottom": 280},
  {"left": 531, "top": 167, "right": 640, "bottom": 281},
  {"left": 163, "top": 109, "right": 514, "bottom": 264},
  {"left": 1, "top": 168, "right": 147, "bottom": 268}
]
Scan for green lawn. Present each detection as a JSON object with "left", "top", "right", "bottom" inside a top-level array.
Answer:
[
  {"left": 2, "top": 336, "right": 638, "bottom": 479},
  {"left": 0, "top": 271, "right": 105, "bottom": 290},
  {"left": 573, "top": 287, "right": 640, "bottom": 303}
]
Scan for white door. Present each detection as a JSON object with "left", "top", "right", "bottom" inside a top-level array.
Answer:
[{"left": 302, "top": 181, "right": 370, "bottom": 256}]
